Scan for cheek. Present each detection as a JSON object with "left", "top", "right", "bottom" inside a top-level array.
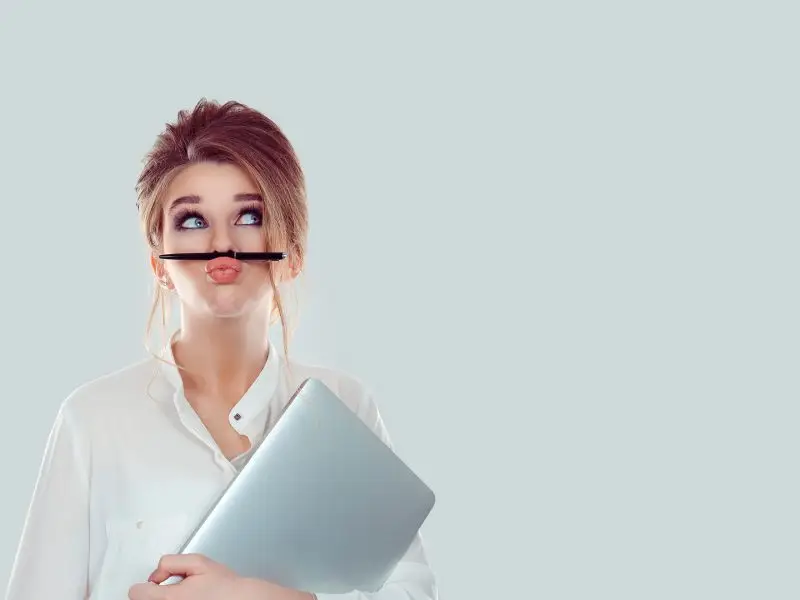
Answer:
[
  {"left": 247, "top": 264, "right": 275, "bottom": 288},
  {"left": 161, "top": 229, "right": 207, "bottom": 253},
  {"left": 236, "top": 226, "right": 269, "bottom": 250},
  {"left": 164, "top": 263, "right": 206, "bottom": 290}
]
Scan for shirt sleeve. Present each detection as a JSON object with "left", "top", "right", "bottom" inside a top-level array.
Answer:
[
  {"left": 5, "top": 396, "right": 91, "bottom": 600},
  {"left": 313, "top": 391, "right": 438, "bottom": 600}
]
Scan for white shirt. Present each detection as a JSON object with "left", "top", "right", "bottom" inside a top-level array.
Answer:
[{"left": 5, "top": 341, "right": 437, "bottom": 600}]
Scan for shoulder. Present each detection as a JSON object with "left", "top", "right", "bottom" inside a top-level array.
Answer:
[
  {"left": 280, "top": 354, "right": 393, "bottom": 446},
  {"left": 280, "top": 355, "right": 373, "bottom": 412},
  {"left": 57, "top": 356, "right": 159, "bottom": 424},
  {"left": 34, "top": 356, "right": 159, "bottom": 457}
]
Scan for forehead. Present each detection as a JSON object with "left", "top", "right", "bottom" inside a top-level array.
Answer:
[{"left": 165, "top": 162, "right": 259, "bottom": 205}]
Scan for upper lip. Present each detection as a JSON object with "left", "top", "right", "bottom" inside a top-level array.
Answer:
[{"left": 205, "top": 257, "right": 243, "bottom": 273}]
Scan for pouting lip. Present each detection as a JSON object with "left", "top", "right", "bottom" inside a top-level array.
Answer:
[{"left": 205, "top": 256, "right": 243, "bottom": 273}]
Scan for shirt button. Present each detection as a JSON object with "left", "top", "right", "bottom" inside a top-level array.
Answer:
[{"left": 233, "top": 413, "right": 242, "bottom": 421}]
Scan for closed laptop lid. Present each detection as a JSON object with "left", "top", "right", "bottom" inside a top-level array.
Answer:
[{"left": 177, "top": 378, "right": 436, "bottom": 594}]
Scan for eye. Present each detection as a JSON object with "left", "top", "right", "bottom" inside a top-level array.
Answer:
[
  {"left": 236, "top": 208, "right": 263, "bottom": 226},
  {"left": 171, "top": 208, "right": 207, "bottom": 231},
  {"left": 179, "top": 214, "right": 206, "bottom": 230}
]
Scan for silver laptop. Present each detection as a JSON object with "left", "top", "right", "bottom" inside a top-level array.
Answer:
[{"left": 162, "top": 378, "right": 435, "bottom": 594}]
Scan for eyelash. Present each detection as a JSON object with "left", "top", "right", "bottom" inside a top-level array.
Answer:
[{"left": 172, "top": 204, "right": 264, "bottom": 231}]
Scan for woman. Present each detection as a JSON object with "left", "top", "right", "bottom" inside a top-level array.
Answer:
[{"left": 5, "top": 100, "right": 437, "bottom": 600}]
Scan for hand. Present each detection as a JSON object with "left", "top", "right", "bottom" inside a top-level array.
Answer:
[
  {"left": 127, "top": 554, "right": 240, "bottom": 600},
  {"left": 128, "top": 553, "right": 315, "bottom": 600}
]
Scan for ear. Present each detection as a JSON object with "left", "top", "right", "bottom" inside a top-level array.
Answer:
[
  {"left": 150, "top": 254, "right": 173, "bottom": 290},
  {"left": 273, "top": 252, "right": 302, "bottom": 284},
  {"left": 285, "top": 254, "right": 303, "bottom": 281}
]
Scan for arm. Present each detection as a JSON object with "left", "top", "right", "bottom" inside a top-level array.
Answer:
[{"left": 5, "top": 397, "right": 91, "bottom": 600}]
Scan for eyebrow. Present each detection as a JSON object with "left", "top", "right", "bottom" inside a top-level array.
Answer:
[{"left": 168, "top": 193, "right": 264, "bottom": 213}]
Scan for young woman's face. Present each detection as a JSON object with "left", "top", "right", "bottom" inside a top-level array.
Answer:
[{"left": 156, "top": 161, "right": 280, "bottom": 320}]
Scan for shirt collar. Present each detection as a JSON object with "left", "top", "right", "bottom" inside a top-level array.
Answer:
[{"left": 157, "top": 331, "right": 281, "bottom": 436}]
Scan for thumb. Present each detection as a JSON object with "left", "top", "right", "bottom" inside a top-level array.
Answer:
[{"left": 148, "top": 553, "right": 211, "bottom": 583}]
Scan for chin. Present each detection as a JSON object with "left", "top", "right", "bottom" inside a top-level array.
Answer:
[
  {"left": 193, "top": 287, "right": 270, "bottom": 320},
  {"left": 204, "top": 299, "right": 261, "bottom": 319}
]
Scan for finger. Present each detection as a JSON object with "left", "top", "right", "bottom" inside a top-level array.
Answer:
[
  {"left": 128, "top": 581, "right": 167, "bottom": 600},
  {"left": 147, "top": 553, "right": 210, "bottom": 583}
]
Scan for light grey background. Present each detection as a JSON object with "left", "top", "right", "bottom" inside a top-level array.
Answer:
[{"left": 0, "top": 1, "right": 797, "bottom": 599}]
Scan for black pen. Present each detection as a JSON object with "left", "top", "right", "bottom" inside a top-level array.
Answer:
[{"left": 158, "top": 250, "right": 287, "bottom": 261}]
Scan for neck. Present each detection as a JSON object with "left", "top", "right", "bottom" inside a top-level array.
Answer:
[{"left": 172, "top": 312, "right": 271, "bottom": 401}]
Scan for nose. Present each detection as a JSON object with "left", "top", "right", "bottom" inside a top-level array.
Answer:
[{"left": 209, "top": 226, "right": 235, "bottom": 253}]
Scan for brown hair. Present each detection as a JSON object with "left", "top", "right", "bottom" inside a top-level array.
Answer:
[{"left": 135, "top": 99, "right": 307, "bottom": 359}]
